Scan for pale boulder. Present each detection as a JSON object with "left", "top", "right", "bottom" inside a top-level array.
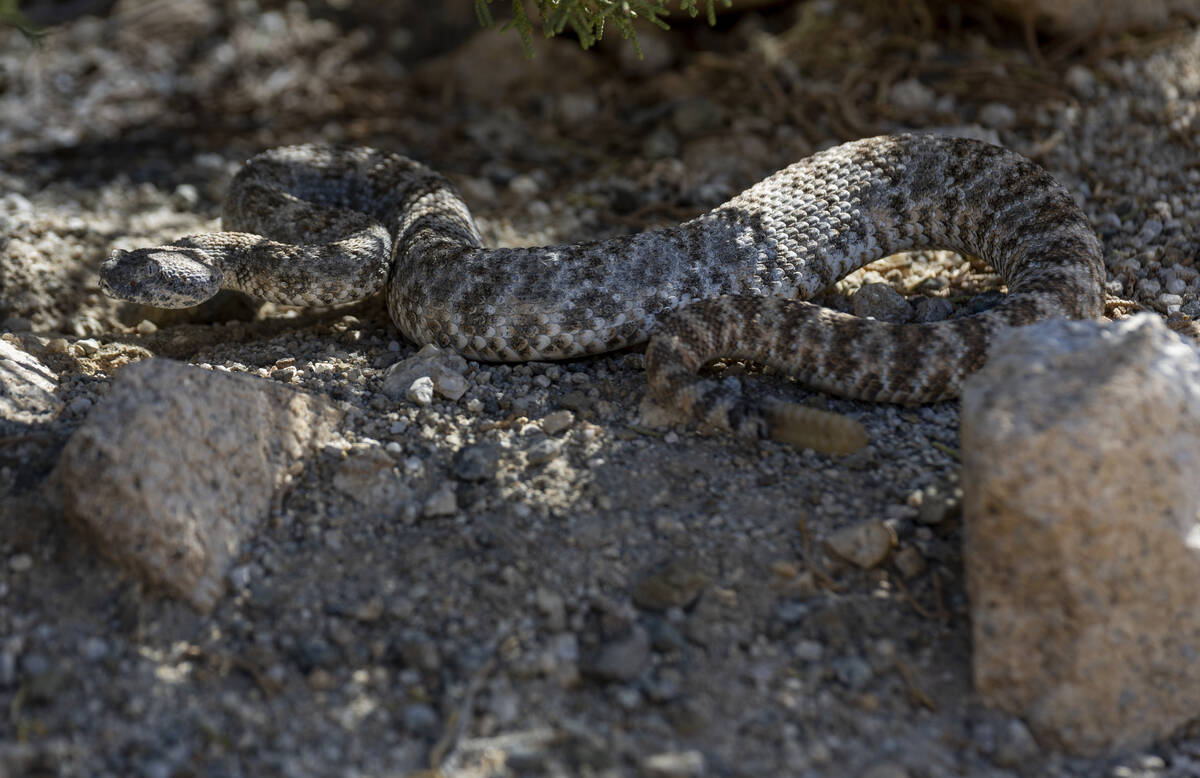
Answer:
[
  {"left": 960, "top": 314, "right": 1200, "bottom": 755},
  {"left": 56, "top": 358, "right": 341, "bottom": 611}
]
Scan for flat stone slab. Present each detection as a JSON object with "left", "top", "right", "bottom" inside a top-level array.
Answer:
[{"left": 0, "top": 336, "right": 60, "bottom": 427}]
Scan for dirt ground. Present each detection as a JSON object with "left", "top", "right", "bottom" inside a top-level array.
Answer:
[{"left": 3, "top": 1, "right": 1200, "bottom": 776}]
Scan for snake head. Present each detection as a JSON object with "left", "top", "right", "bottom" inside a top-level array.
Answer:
[{"left": 99, "top": 247, "right": 224, "bottom": 308}]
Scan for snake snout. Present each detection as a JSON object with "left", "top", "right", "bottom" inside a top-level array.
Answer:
[{"left": 99, "top": 247, "right": 224, "bottom": 308}]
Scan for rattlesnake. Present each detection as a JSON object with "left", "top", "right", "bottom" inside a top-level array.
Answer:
[{"left": 100, "top": 134, "right": 1105, "bottom": 452}]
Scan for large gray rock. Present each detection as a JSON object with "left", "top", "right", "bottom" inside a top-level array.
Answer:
[
  {"left": 961, "top": 314, "right": 1200, "bottom": 756},
  {"left": 56, "top": 358, "right": 341, "bottom": 612}
]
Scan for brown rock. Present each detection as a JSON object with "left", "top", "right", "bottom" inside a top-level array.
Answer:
[
  {"left": 631, "top": 559, "right": 709, "bottom": 611},
  {"left": 332, "top": 448, "right": 411, "bottom": 517},
  {"left": 56, "top": 358, "right": 341, "bottom": 612},
  {"left": 823, "top": 520, "right": 896, "bottom": 569},
  {"left": 961, "top": 314, "right": 1200, "bottom": 755}
]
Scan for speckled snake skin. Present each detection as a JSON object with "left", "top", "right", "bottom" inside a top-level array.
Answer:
[{"left": 100, "top": 134, "right": 1105, "bottom": 452}]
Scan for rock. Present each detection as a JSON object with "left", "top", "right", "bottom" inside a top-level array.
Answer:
[
  {"left": 912, "top": 296, "right": 954, "bottom": 323},
  {"left": 992, "top": 717, "right": 1040, "bottom": 766},
  {"left": 382, "top": 344, "right": 469, "bottom": 403},
  {"left": 916, "top": 483, "right": 962, "bottom": 525},
  {"left": 859, "top": 762, "right": 909, "bottom": 778},
  {"left": 643, "top": 750, "right": 705, "bottom": 778},
  {"left": 524, "top": 437, "right": 562, "bottom": 466},
  {"left": 0, "top": 338, "right": 60, "bottom": 426},
  {"left": 406, "top": 376, "right": 434, "bottom": 406},
  {"left": 823, "top": 520, "right": 896, "bottom": 569},
  {"left": 979, "top": 103, "right": 1017, "bottom": 129},
  {"left": 631, "top": 560, "right": 709, "bottom": 611},
  {"left": 433, "top": 371, "right": 468, "bottom": 401},
  {"left": 393, "top": 630, "right": 441, "bottom": 674},
  {"left": 452, "top": 442, "right": 503, "bottom": 481},
  {"left": 851, "top": 283, "right": 911, "bottom": 323},
  {"left": 961, "top": 314, "right": 1200, "bottom": 755},
  {"left": 55, "top": 359, "right": 341, "bottom": 612},
  {"left": 583, "top": 625, "right": 651, "bottom": 682},
  {"left": 401, "top": 703, "right": 439, "bottom": 736},
  {"left": 793, "top": 639, "right": 823, "bottom": 662},
  {"left": 1064, "top": 65, "right": 1097, "bottom": 99},
  {"left": 670, "top": 97, "right": 725, "bottom": 137},
  {"left": 74, "top": 338, "right": 100, "bottom": 356},
  {"left": 892, "top": 546, "right": 926, "bottom": 579},
  {"left": 332, "top": 448, "right": 411, "bottom": 516},
  {"left": 540, "top": 409, "right": 575, "bottom": 435},
  {"left": 422, "top": 484, "right": 458, "bottom": 518},
  {"left": 889, "top": 78, "right": 936, "bottom": 113},
  {"left": 831, "top": 655, "right": 873, "bottom": 690},
  {"left": 643, "top": 126, "right": 680, "bottom": 160},
  {"left": 536, "top": 588, "right": 567, "bottom": 632}
]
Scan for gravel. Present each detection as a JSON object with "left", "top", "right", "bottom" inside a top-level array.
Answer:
[{"left": 3, "top": 2, "right": 1200, "bottom": 776}]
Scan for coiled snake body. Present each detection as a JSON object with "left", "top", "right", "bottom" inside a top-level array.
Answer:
[{"left": 100, "top": 134, "right": 1105, "bottom": 452}]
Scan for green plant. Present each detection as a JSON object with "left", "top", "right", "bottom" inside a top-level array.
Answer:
[{"left": 475, "top": 0, "right": 731, "bottom": 56}]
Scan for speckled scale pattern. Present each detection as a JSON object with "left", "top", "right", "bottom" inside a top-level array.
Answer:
[{"left": 100, "top": 134, "right": 1105, "bottom": 448}]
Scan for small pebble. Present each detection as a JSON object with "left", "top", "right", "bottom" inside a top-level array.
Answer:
[
  {"left": 79, "top": 637, "right": 109, "bottom": 662},
  {"left": 407, "top": 376, "right": 434, "bottom": 406},
  {"left": 1065, "top": 64, "right": 1096, "bottom": 97},
  {"left": 583, "top": 626, "right": 650, "bottom": 682},
  {"left": 135, "top": 319, "right": 157, "bottom": 335},
  {"left": 535, "top": 588, "right": 566, "bottom": 631},
  {"left": 892, "top": 546, "right": 926, "bottom": 579},
  {"left": 453, "top": 442, "right": 503, "bottom": 482},
  {"left": 913, "top": 297, "right": 954, "bottom": 323},
  {"left": 860, "top": 762, "right": 910, "bottom": 778},
  {"left": 9, "top": 553, "right": 33, "bottom": 572},
  {"left": 993, "top": 717, "right": 1040, "bottom": 766},
  {"left": 644, "top": 127, "right": 680, "bottom": 159},
  {"left": 889, "top": 78, "right": 936, "bottom": 113},
  {"left": 509, "top": 174, "right": 540, "bottom": 197},
  {"left": 831, "top": 655, "right": 874, "bottom": 690},
  {"left": 540, "top": 409, "right": 574, "bottom": 435},
  {"left": 916, "top": 484, "right": 962, "bottom": 525},
  {"left": 75, "top": 338, "right": 100, "bottom": 355},
  {"left": 794, "top": 639, "right": 824, "bottom": 662},
  {"left": 824, "top": 520, "right": 895, "bottom": 569},
  {"left": 852, "top": 284, "right": 911, "bottom": 323},
  {"left": 525, "top": 438, "right": 562, "bottom": 465},
  {"left": 979, "top": 102, "right": 1017, "bottom": 129},
  {"left": 401, "top": 703, "right": 439, "bottom": 736},
  {"left": 632, "top": 560, "right": 708, "bottom": 611},
  {"left": 643, "top": 750, "right": 705, "bottom": 778},
  {"left": 433, "top": 371, "right": 467, "bottom": 401},
  {"left": 422, "top": 484, "right": 457, "bottom": 518},
  {"left": 670, "top": 96, "right": 725, "bottom": 137}
]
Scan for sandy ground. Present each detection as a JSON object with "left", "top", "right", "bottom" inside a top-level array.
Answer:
[{"left": 3, "top": 1, "right": 1200, "bottom": 776}]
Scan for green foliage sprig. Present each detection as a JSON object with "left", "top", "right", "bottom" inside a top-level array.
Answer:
[
  {"left": 0, "top": 0, "right": 44, "bottom": 41},
  {"left": 475, "top": 0, "right": 731, "bottom": 56}
]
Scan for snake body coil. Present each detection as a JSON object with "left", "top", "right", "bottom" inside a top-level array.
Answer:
[{"left": 101, "top": 134, "right": 1105, "bottom": 452}]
